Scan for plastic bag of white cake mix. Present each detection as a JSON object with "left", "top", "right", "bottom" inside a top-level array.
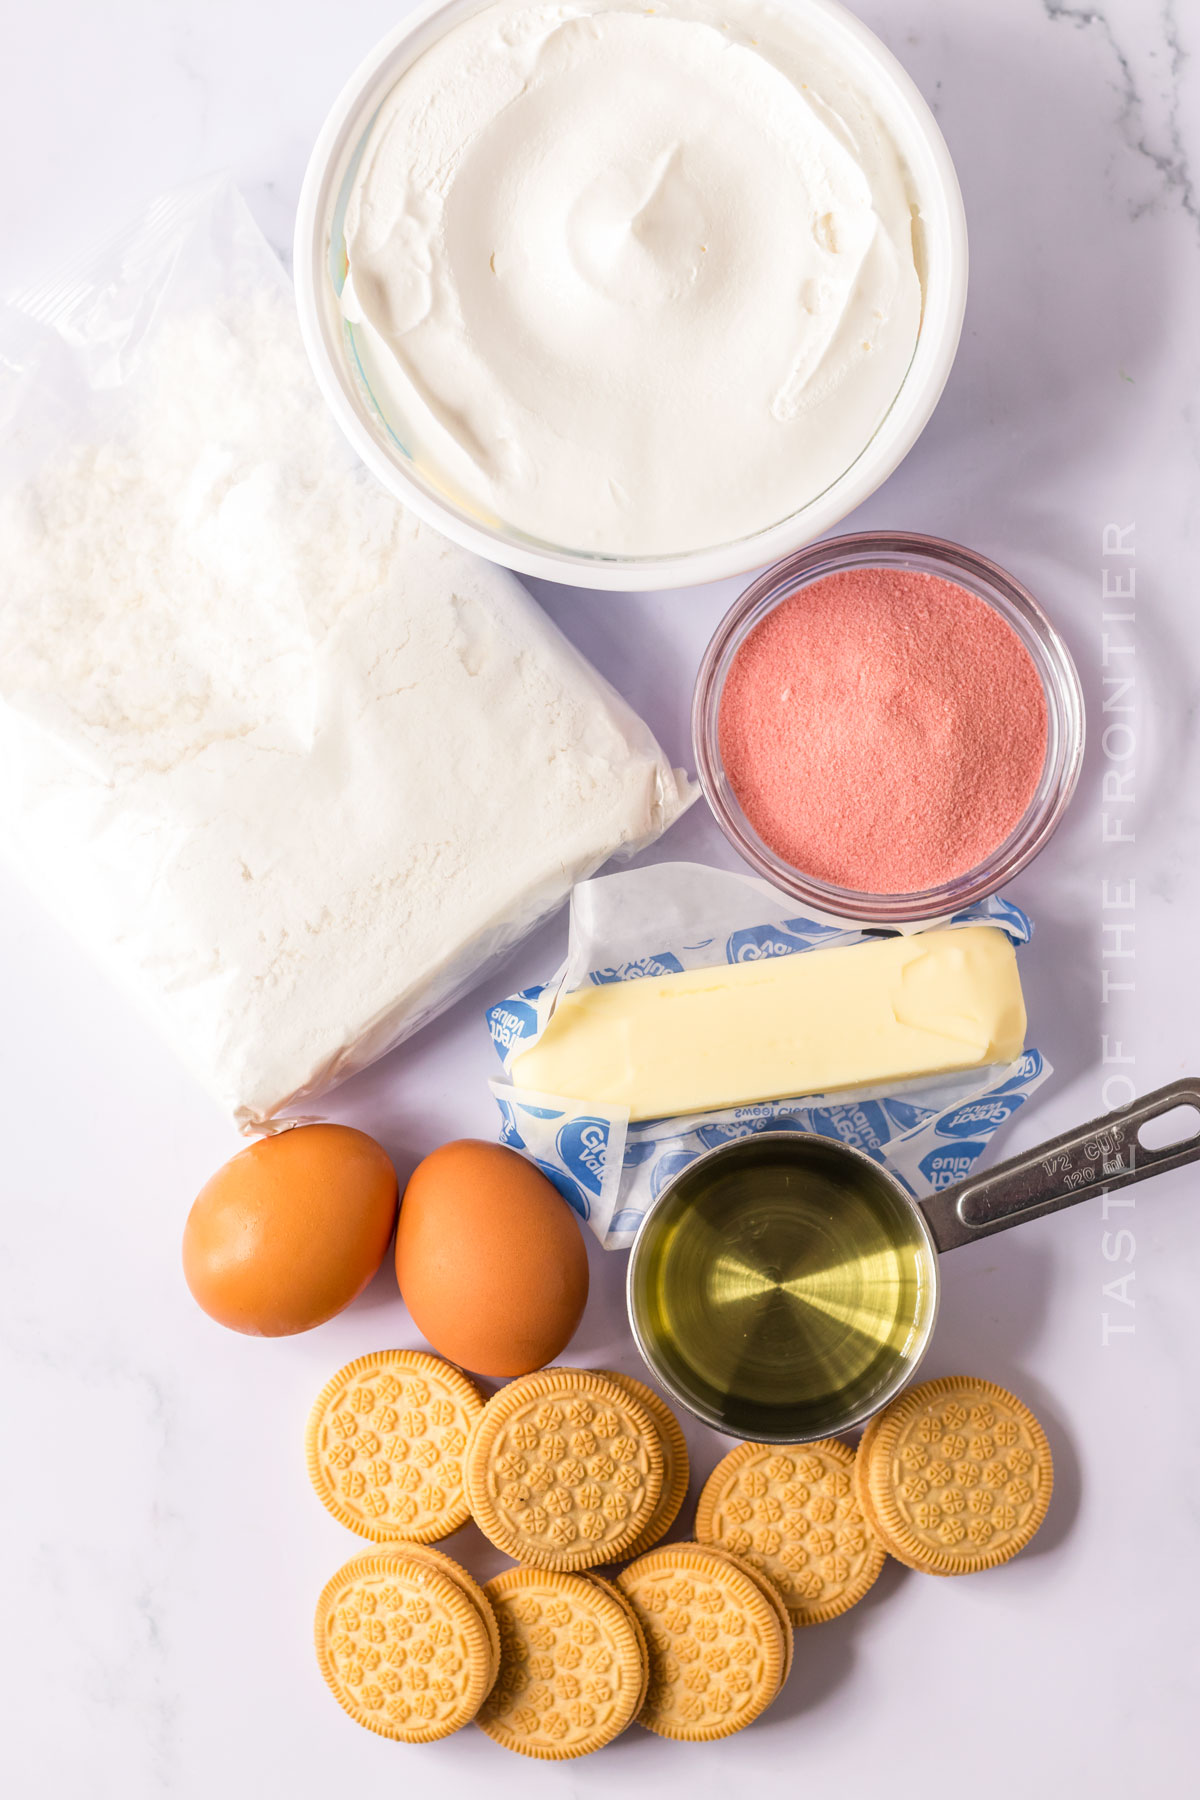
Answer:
[
  {"left": 0, "top": 176, "right": 692, "bottom": 1129},
  {"left": 487, "top": 862, "right": 1051, "bottom": 1248}
]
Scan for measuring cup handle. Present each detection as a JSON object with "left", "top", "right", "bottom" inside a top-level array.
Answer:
[{"left": 919, "top": 1077, "right": 1200, "bottom": 1252}]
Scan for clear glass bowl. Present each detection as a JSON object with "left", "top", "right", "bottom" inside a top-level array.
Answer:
[{"left": 692, "top": 531, "right": 1086, "bottom": 925}]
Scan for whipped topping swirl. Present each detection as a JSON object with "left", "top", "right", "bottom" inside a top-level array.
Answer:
[{"left": 343, "top": 0, "right": 924, "bottom": 557}]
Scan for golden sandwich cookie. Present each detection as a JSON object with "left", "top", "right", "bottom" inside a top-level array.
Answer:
[
  {"left": 314, "top": 1551, "right": 495, "bottom": 1742},
  {"left": 307, "top": 1349, "right": 484, "bottom": 1542},
  {"left": 850, "top": 1411, "right": 891, "bottom": 1548},
  {"left": 616, "top": 1543, "right": 786, "bottom": 1742},
  {"left": 586, "top": 1573, "right": 652, "bottom": 1715},
  {"left": 477, "top": 1567, "right": 647, "bottom": 1759},
  {"left": 696, "top": 1437, "right": 886, "bottom": 1627},
  {"left": 856, "top": 1375, "right": 1053, "bottom": 1576},
  {"left": 466, "top": 1367, "right": 663, "bottom": 1570},
  {"left": 383, "top": 1542, "right": 501, "bottom": 1689},
  {"left": 697, "top": 1545, "right": 795, "bottom": 1688},
  {"left": 595, "top": 1369, "right": 690, "bottom": 1557}
]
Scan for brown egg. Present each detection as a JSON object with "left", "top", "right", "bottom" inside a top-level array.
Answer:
[
  {"left": 395, "top": 1140, "right": 589, "bottom": 1377},
  {"left": 183, "top": 1124, "right": 398, "bottom": 1336}
]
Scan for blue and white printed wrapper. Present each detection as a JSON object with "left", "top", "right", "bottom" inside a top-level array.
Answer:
[{"left": 487, "top": 863, "right": 1051, "bottom": 1249}]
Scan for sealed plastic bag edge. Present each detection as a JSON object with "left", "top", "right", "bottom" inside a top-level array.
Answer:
[{"left": 0, "top": 174, "right": 693, "bottom": 1133}]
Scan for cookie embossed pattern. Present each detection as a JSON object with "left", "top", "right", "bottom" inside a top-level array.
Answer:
[
  {"left": 696, "top": 1439, "right": 887, "bottom": 1626},
  {"left": 466, "top": 1369, "right": 664, "bottom": 1569},
  {"left": 854, "top": 1377, "right": 1053, "bottom": 1575},
  {"left": 596, "top": 1369, "right": 691, "bottom": 1558},
  {"left": 307, "top": 1350, "right": 484, "bottom": 1542},
  {"left": 389, "top": 1544, "right": 502, "bottom": 1682},
  {"left": 301, "top": 1349, "right": 1066, "bottom": 1751},
  {"left": 478, "top": 1568, "right": 647, "bottom": 1759},
  {"left": 616, "top": 1544, "right": 787, "bottom": 1741},
  {"left": 702, "top": 1545, "right": 796, "bottom": 1689},
  {"left": 314, "top": 1554, "right": 495, "bottom": 1743}
]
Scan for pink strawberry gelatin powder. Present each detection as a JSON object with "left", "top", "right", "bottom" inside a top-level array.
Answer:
[{"left": 717, "top": 567, "right": 1049, "bottom": 894}]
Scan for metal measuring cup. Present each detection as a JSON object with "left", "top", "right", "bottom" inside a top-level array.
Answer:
[{"left": 626, "top": 1077, "right": 1200, "bottom": 1443}]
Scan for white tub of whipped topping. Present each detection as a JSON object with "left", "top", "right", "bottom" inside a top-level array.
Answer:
[{"left": 296, "top": 0, "right": 967, "bottom": 589}]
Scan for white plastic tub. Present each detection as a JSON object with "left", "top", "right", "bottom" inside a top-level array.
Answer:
[{"left": 295, "top": 0, "right": 969, "bottom": 591}]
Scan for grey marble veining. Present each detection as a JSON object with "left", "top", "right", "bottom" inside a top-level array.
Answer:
[
  {"left": 2, "top": 3, "right": 1199, "bottom": 1796},
  {"left": 1044, "top": 0, "right": 1199, "bottom": 228}
]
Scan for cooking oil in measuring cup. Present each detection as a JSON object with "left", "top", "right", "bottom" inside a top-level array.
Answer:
[{"left": 628, "top": 1134, "right": 938, "bottom": 1441}]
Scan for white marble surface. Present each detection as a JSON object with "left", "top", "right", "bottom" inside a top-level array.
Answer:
[{"left": 2, "top": 1, "right": 1200, "bottom": 1794}]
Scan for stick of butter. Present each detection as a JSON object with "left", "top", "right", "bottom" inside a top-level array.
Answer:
[{"left": 511, "top": 926, "right": 1026, "bottom": 1121}]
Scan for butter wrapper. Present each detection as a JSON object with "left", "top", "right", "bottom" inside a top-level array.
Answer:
[{"left": 486, "top": 861, "right": 1051, "bottom": 1250}]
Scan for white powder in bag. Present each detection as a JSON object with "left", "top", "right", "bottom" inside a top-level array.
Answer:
[{"left": 0, "top": 288, "right": 690, "bottom": 1127}]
